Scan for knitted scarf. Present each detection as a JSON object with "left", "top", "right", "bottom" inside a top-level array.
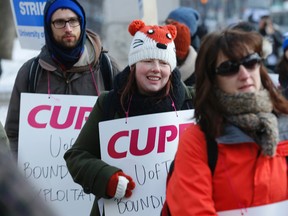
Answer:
[{"left": 215, "top": 88, "right": 279, "bottom": 156}]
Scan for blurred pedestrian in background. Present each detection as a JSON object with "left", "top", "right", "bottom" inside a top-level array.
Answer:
[
  {"left": 0, "top": 0, "right": 16, "bottom": 78},
  {"left": 275, "top": 36, "right": 288, "bottom": 99},
  {"left": 258, "top": 15, "right": 283, "bottom": 72},
  {"left": 0, "top": 121, "right": 56, "bottom": 216},
  {"left": 165, "top": 6, "right": 202, "bottom": 51}
]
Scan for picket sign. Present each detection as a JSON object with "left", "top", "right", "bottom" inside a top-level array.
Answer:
[
  {"left": 218, "top": 200, "right": 288, "bottom": 216},
  {"left": 99, "top": 109, "right": 194, "bottom": 216},
  {"left": 18, "top": 93, "right": 97, "bottom": 216}
]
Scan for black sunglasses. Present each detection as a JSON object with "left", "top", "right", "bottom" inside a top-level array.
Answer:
[{"left": 216, "top": 53, "right": 262, "bottom": 76}]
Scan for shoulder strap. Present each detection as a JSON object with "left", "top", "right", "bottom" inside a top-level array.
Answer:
[
  {"left": 28, "top": 56, "right": 40, "bottom": 93},
  {"left": 29, "top": 51, "right": 114, "bottom": 92},
  {"left": 167, "top": 133, "right": 218, "bottom": 179},
  {"left": 206, "top": 134, "right": 218, "bottom": 175},
  {"left": 100, "top": 51, "right": 114, "bottom": 90},
  {"left": 161, "top": 132, "right": 218, "bottom": 216}
]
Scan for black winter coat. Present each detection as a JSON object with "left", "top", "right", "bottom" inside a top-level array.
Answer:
[{"left": 64, "top": 66, "right": 194, "bottom": 216}]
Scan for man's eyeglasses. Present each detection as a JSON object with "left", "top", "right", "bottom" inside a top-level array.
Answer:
[
  {"left": 52, "top": 18, "right": 80, "bottom": 29},
  {"left": 216, "top": 53, "right": 262, "bottom": 76}
]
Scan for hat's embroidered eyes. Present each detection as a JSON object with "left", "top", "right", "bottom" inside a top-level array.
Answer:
[
  {"left": 147, "top": 29, "right": 154, "bottom": 34},
  {"left": 166, "top": 33, "right": 172, "bottom": 39}
]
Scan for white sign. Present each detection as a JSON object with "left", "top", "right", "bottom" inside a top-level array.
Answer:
[
  {"left": 99, "top": 110, "right": 194, "bottom": 215},
  {"left": 218, "top": 200, "right": 288, "bottom": 216},
  {"left": 18, "top": 93, "right": 97, "bottom": 216},
  {"left": 10, "top": 0, "right": 46, "bottom": 50}
]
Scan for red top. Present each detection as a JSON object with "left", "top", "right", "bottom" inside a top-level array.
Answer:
[{"left": 166, "top": 123, "right": 288, "bottom": 215}]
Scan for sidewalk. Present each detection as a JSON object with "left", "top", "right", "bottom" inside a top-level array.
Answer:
[{"left": 0, "top": 39, "right": 39, "bottom": 124}]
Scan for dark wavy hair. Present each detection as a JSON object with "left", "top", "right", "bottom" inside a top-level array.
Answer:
[{"left": 194, "top": 29, "right": 288, "bottom": 138}]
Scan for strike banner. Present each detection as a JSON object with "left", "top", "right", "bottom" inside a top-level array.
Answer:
[
  {"left": 10, "top": 0, "right": 46, "bottom": 50},
  {"left": 18, "top": 93, "right": 97, "bottom": 216},
  {"left": 99, "top": 110, "right": 195, "bottom": 215}
]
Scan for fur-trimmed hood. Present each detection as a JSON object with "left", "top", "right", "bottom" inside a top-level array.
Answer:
[{"left": 178, "top": 46, "right": 197, "bottom": 82}]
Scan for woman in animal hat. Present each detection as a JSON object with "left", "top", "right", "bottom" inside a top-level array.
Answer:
[{"left": 64, "top": 19, "right": 194, "bottom": 215}]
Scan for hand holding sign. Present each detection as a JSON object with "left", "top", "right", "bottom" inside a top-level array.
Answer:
[
  {"left": 107, "top": 171, "right": 136, "bottom": 199},
  {"left": 100, "top": 110, "right": 194, "bottom": 215}
]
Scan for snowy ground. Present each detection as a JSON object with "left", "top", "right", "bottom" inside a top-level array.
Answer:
[{"left": 0, "top": 39, "right": 39, "bottom": 124}]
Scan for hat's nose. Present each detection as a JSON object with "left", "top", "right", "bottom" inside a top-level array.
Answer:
[{"left": 157, "top": 43, "right": 167, "bottom": 49}]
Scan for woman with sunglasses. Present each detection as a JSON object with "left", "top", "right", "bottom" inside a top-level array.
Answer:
[{"left": 165, "top": 29, "right": 288, "bottom": 215}]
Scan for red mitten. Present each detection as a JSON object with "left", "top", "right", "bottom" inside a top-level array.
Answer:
[
  {"left": 107, "top": 172, "right": 119, "bottom": 197},
  {"left": 107, "top": 171, "right": 136, "bottom": 199},
  {"left": 121, "top": 172, "right": 136, "bottom": 198}
]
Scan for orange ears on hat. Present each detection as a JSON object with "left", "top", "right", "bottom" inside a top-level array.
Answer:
[
  {"left": 128, "top": 19, "right": 177, "bottom": 42},
  {"left": 128, "top": 20, "right": 146, "bottom": 36},
  {"left": 128, "top": 19, "right": 177, "bottom": 70}
]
